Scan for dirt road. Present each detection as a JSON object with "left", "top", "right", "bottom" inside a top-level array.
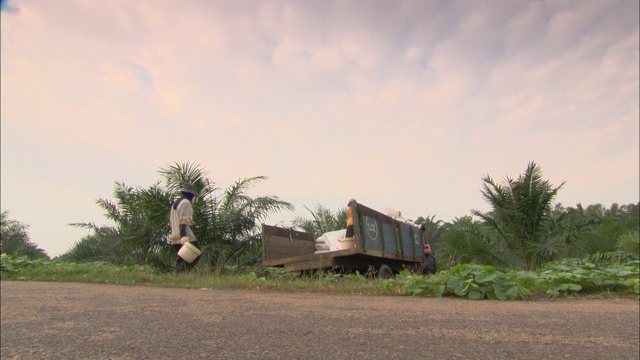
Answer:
[{"left": 1, "top": 281, "right": 638, "bottom": 359}]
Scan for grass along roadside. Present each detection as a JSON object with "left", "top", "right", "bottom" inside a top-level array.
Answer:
[
  {"left": 1, "top": 254, "right": 638, "bottom": 299},
  {"left": 0, "top": 256, "right": 386, "bottom": 296}
]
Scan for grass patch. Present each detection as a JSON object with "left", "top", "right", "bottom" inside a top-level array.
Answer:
[
  {"left": 2, "top": 254, "right": 638, "bottom": 299},
  {"left": 0, "top": 255, "right": 387, "bottom": 296}
]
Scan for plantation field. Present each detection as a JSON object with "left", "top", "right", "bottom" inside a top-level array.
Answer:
[{"left": 2, "top": 281, "right": 638, "bottom": 359}]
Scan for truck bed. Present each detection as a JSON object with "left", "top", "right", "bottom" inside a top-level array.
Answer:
[{"left": 262, "top": 200, "right": 425, "bottom": 274}]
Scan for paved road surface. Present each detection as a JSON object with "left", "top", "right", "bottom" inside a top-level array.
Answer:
[{"left": 1, "top": 281, "right": 638, "bottom": 359}]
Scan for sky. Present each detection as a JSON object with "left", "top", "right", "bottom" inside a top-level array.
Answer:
[{"left": 1, "top": 0, "right": 638, "bottom": 257}]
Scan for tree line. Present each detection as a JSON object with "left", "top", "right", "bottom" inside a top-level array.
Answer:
[{"left": 1, "top": 161, "right": 638, "bottom": 273}]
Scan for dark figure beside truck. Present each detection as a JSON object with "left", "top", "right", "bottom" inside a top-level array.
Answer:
[{"left": 422, "top": 244, "right": 436, "bottom": 275}]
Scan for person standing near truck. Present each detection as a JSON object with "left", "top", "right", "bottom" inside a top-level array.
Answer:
[
  {"left": 345, "top": 198, "right": 356, "bottom": 238},
  {"left": 170, "top": 184, "right": 201, "bottom": 273},
  {"left": 422, "top": 244, "right": 436, "bottom": 275}
]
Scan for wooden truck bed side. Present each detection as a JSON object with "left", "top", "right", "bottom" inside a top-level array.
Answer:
[
  {"left": 264, "top": 247, "right": 361, "bottom": 271},
  {"left": 261, "top": 224, "right": 316, "bottom": 264}
]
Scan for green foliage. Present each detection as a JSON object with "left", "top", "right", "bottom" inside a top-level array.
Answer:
[
  {"left": 616, "top": 232, "right": 639, "bottom": 256},
  {"left": 578, "top": 203, "right": 639, "bottom": 254},
  {"left": 439, "top": 216, "right": 516, "bottom": 270},
  {"left": 427, "top": 202, "right": 638, "bottom": 273},
  {"left": 382, "top": 264, "right": 530, "bottom": 300},
  {"left": 443, "top": 161, "right": 606, "bottom": 271},
  {"left": 536, "top": 255, "right": 640, "bottom": 296},
  {"left": 1, "top": 254, "right": 51, "bottom": 279},
  {"left": 2, "top": 254, "right": 159, "bottom": 283},
  {"left": 415, "top": 215, "right": 446, "bottom": 248},
  {"left": 472, "top": 161, "right": 572, "bottom": 270},
  {"left": 64, "top": 181, "right": 173, "bottom": 266},
  {"left": 382, "top": 253, "right": 639, "bottom": 299},
  {"left": 587, "top": 251, "right": 638, "bottom": 264},
  {"left": 64, "top": 161, "right": 293, "bottom": 272},
  {"left": 247, "top": 266, "right": 299, "bottom": 281},
  {"left": 343, "top": 271, "right": 368, "bottom": 282},
  {"left": 290, "top": 204, "right": 347, "bottom": 235},
  {"left": 3, "top": 254, "right": 638, "bottom": 298},
  {"left": 59, "top": 227, "right": 132, "bottom": 264},
  {"left": 0, "top": 211, "right": 49, "bottom": 260}
]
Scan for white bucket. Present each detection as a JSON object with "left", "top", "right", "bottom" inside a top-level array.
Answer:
[
  {"left": 339, "top": 237, "right": 356, "bottom": 250},
  {"left": 177, "top": 241, "right": 201, "bottom": 263}
]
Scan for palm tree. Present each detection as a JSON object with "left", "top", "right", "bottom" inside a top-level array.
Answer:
[
  {"left": 290, "top": 204, "right": 347, "bottom": 236},
  {"left": 0, "top": 211, "right": 49, "bottom": 259},
  {"left": 58, "top": 227, "right": 128, "bottom": 264},
  {"left": 616, "top": 232, "right": 639, "bottom": 256},
  {"left": 69, "top": 181, "right": 173, "bottom": 267},
  {"left": 470, "top": 161, "right": 582, "bottom": 270},
  {"left": 415, "top": 215, "right": 446, "bottom": 248},
  {"left": 66, "top": 161, "right": 294, "bottom": 272},
  {"left": 440, "top": 216, "right": 517, "bottom": 269},
  {"left": 194, "top": 175, "right": 294, "bottom": 273}
]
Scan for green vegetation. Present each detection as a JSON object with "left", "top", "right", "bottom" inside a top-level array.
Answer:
[
  {"left": 451, "top": 162, "right": 586, "bottom": 270},
  {"left": 423, "top": 162, "right": 638, "bottom": 274},
  {"left": 1, "top": 160, "right": 638, "bottom": 301},
  {"left": 616, "top": 231, "right": 639, "bottom": 255},
  {"left": 382, "top": 252, "right": 639, "bottom": 299},
  {"left": 0, "top": 254, "right": 384, "bottom": 294},
  {"left": 0, "top": 211, "right": 49, "bottom": 260},
  {"left": 2, "top": 252, "right": 637, "bottom": 299},
  {"left": 290, "top": 203, "right": 347, "bottom": 235},
  {"left": 60, "top": 161, "right": 293, "bottom": 272}
]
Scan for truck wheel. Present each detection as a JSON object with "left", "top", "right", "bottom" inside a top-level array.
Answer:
[{"left": 377, "top": 265, "right": 394, "bottom": 279}]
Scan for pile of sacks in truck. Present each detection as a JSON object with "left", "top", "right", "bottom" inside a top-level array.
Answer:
[
  {"left": 314, "top": 229, "right": 347, "bottom": 253},
  {"left": 314, "top": 207, "right": 413, "bottom": 254}
]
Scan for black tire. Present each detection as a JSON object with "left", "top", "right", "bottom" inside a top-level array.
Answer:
[{"left": 377, "top": 265, "right": 394, "bottom": 279}]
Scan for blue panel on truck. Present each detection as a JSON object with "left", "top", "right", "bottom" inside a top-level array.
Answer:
[
  {"left": 414, "top": 232, "right": 422, "bottom": 256},
  {"left": 362, "top": 215, "right": 382, "bottom": 251},
  {"left": 400, "top": 223, "right": 414, "bottom": 256},
  {"left": 382, "top": 222, "right": 396, "bottom": 254}
]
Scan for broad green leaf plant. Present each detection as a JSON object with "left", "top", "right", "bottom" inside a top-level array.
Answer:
[{"left": 381, "top": 253, "right": 639, "bottom": 299}]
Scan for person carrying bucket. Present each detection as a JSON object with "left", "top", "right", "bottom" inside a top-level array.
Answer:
[{"left": 170, "top": 184, "right": 201, "bottom": 273}]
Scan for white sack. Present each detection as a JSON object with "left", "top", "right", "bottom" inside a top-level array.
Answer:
[{"left": 316, "top": 229, "right": 347, "bottom": 251}]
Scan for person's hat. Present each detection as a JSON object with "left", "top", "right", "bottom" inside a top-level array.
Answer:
[{"left": 182, "top": 184, "right": 197, "bottom": 195}]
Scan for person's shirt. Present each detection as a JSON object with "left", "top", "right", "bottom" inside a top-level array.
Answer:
[
  {"left": 422, "top": 252, "right": 437, "bottom": 274},
  {"left": 170, "top": 198, "right": 196, "bottom": 244}
]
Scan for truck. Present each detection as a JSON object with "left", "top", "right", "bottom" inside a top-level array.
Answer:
[{"left": 261, "top": 199, "right": 425, "bottom": 278}]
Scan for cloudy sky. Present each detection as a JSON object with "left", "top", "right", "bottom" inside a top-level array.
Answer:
[{"left": 1, "top": 0, "right": 638, "bottom": 257}]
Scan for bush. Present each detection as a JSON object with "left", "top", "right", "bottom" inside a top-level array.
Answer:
[
  {"left": 381, "top": 253, "right": 639, "bottom": 299},
  {"left": 535, "top": 255, "right": 639, "bottom": 296},
  {"left": 1, "top": 254, "right": 50, "bottom": 279},
  {"left": 382, "top": 264, "right": 530, "bottom": 300}
]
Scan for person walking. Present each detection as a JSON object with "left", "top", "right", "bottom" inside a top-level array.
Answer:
[{"left": 170, "top": 184, "right": 201, "bottom": 273}]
